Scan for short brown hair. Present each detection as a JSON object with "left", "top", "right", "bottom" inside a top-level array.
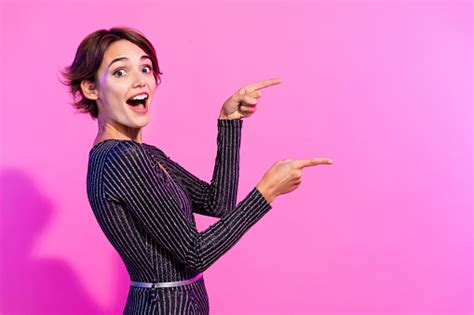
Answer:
[{"left": 60, "top": 27, "right": 163, "bottom": 119}]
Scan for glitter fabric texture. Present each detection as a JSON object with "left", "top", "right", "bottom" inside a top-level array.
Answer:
[{"left": 86, "top": 119, "right": 272, "bottom": 314}]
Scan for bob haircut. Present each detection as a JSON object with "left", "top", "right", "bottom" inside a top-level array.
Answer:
[{"left": 61, "top": 27, "right": 163, "bottom": 119}]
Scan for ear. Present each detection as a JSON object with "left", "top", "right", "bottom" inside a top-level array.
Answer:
[{"left": 80, "top": 80, "right": 99, "bottom": 100}]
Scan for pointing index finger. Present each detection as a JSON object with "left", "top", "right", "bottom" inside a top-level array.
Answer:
[
  {"left": 296, "top": 158, "right": 333, "bottom": 168},
  {"left": 246, "top": 78, "right": 283, "bottom": 92}
]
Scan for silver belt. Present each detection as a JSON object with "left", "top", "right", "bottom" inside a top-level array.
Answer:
[{"left": 130, "top": 273, "right": 203, "bottom": 288}]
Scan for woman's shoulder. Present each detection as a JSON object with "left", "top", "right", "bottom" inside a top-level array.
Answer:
[
  {"left": 89, "top": 139, "right": 170, "bottom": 167},
  {"left": 89, "top": 139, "right": 146, "bottom": 162},
  {"left": 141, "top": 142, "right": 166, "bottom": 156}
]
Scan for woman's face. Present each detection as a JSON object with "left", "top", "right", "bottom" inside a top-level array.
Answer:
[{"left": 94, "top": 39, "right": 157, "bottom": 132}]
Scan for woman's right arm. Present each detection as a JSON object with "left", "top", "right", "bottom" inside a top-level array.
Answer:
[{"left": 104, "top": 141, "right": 272, "bottom": 273}]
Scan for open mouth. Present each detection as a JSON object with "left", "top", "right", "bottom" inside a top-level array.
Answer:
[{"left": 126, "top": 93, "right": 149, "bottom": 110}]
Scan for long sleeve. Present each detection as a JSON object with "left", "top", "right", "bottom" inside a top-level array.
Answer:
[
  {"left": 103, "top": 140, "right": 271, "bottom": 273},
  {"left": 160, "top": 119, "right": 243, "bottom": 218}
]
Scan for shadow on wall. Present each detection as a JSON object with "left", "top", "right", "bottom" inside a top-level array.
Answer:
[{"left": 0, "top": 168, "right": 103, "bottom": 315}]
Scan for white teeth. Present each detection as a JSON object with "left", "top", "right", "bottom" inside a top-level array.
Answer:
[{"left": 131, "top": 94, "right": 148, "bottom": 100}]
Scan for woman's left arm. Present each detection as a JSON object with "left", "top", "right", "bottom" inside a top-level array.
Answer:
[
  {"left": 165, "top": 78, "right": 282, "bottom": 217},
  {"left": 163, "top": 118, "right": 243, "bottom": 218}
]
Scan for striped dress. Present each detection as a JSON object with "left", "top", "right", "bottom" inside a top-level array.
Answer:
[{"left": 86, "top": 119, "right": 272, "bottom": 314}]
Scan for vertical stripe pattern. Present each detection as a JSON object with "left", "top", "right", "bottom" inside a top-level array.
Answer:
[{"left": 86, "top": 119, "right": 272, "bottom": 314}]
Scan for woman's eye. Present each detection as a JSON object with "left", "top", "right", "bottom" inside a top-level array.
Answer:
[
  {"left": 113, "top": 65, "right": 151, "bottom": 77},
  {"left": 113, "top": 69, "right": 127, "bottom": 77}
]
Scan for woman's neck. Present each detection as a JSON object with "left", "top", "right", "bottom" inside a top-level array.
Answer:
[{"left": 94, "top": 120, "right": 143, "bottom": 146}]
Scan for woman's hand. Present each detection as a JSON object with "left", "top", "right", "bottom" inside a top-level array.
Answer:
[
  {"left": 256, "top": 158, "right": 333, "bottom": 204},
  {"left": 219, "top": 78, "right": 283, "bottom": 120}
]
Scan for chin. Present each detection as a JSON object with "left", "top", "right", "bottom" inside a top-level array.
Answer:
[
  {"left": 133, "top": 119, "right": 150, "bottom": 128},
  {"left": 124, "top": 115, "right": 150, "bottom": 129}
]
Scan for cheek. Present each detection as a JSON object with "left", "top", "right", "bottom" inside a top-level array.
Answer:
[
  {"left": 104, "top": 81, "right": 127, "bottom": 102},
  {"left": 100, "top": 89, "right": 125, "bottom": 114},
  {"left": 148, "top": 77, "right": 158, "bottom": 89}
]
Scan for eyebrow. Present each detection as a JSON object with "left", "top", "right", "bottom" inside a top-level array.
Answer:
[{"left": 108, "top": 55, "right": 152, "bottom": 69}]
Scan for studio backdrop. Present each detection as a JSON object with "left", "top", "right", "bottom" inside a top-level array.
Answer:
[{"left": 0, "top": 0, "right": 472, "bottom": 314}]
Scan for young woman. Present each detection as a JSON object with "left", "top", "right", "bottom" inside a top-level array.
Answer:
[{"left": 62, "top": 27, "right": 332, "bottom": 315}]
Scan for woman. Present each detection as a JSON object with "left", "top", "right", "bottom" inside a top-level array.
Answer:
[{"left": 62, "top": 27, "right": 332, "bottom": 315}]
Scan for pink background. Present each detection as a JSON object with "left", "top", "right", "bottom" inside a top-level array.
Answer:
[{"left": 0, "top": 0, "right": 472, "bottom": 314}]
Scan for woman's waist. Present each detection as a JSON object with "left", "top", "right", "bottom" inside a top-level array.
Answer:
[
  {"left": 130, "top": 272, "right": 204, "bottom": 289},
  {"left": 126, "top": 262, "right": 202, "bottom": 283}
]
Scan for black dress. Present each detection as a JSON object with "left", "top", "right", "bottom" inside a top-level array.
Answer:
[{"left": 86, "top": 119, "right": 272, "bottom": 314}]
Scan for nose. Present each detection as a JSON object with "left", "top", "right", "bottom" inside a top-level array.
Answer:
[{"left": 132, "top": 71, "right": 147, "bottom": 88}]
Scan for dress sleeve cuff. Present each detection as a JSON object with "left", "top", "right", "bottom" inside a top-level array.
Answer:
[
  {"left": 217, "top": 118, "right": 243, "bottom": 128},
  {"left": 252, "top": 186, "right": 273, "bottom": 210}
]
